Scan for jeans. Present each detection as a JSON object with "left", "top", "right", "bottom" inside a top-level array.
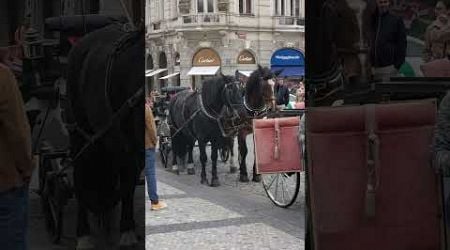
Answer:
[
  {"left": 0, "top": 185, "right": 29, "bottom": 250},
  {"left": 145, "top": 148, "right": 158, "bottom": 203}
]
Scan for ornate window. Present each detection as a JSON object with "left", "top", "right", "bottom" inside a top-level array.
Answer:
[
  {"left": 197, "top": 0, "right": 214, "bottom": 13},
  {"left": 239, "top": 0, "right": 252, "bottom": 14},
  {"left": 274, "top": 0, "right": 302, "bottom": 16}
]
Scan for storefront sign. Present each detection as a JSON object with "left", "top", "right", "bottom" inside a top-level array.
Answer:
[
  {"left": 192, "top": 48, "right": 221, "bottom": 66},
  {"left": 270, "top": 48, "right": 304, "bottom": 66},
  {"left": 237, "top": 50, "right": 256, "bottom": 64},
  {"left": 270, "top": 48, "right": 305, "bottom": 77}
]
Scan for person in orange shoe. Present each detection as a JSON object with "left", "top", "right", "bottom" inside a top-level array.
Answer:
[{"left": 145, "top": 96, "right": 167, "bottom": 211}]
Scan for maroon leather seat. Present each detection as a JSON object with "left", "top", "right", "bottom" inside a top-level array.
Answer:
[
  {"left": 306, "top": 100, "right": 442, "bottom": 250},
  {"left": 254, "top": 117, "right": 303, "bottom": 174}
]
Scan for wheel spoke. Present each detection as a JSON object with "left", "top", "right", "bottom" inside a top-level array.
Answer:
[
  {"left": 266, "top": 174, "right": 277, "bottom": 190},
  {"left": 274, "top": 174, "right": 280, "bottom": 201},
  {"left": 280, "top": 174, "right": 286, "bottom": 204}
]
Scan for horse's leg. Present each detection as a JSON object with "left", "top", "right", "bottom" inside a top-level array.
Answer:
[
  {"left": 171, "top": 150, "right": 178, "bottom": 173},
  {"left": 210, "top": 139, "right": 220, "bottom": 187},
  {"left": 238, "top": 132, "right": 250, "bottom": 182},
  {"left": 229, "top": 137, "right": 237, "bottom": 173},
  {"left": 252, "top": 159, "right": 261, "bottom": 182},
  {"left": 119, "top": 163, "right": 138, "bottom": 247},
  {"left": 199, "top": 140, "right": 208, "bottom": 185},
  {"left": 76, "top": 204, "right": 94, "bottom": 249},
  {"left": 187, "top": 143, "right": 195, "bottom": 175}
]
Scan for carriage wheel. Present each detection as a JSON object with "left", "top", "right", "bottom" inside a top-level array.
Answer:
[
  {"left": 262, "top": 172, "right": 300, "bottom": 208},
  {"left": 39, "top": 156, "right": 64, "bottom": 243},
  {"left": 220, "top": 148, "right": 230, "bottom": 162}
]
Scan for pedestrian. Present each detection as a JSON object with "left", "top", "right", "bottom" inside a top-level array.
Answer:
[
  {"left": 289, "top": 82, "right": 305, "bottom": 109},
  {"left": 145, "top": 96, "right": 167, "bottom": 211},
  {"left": 0, "top": 58, "right": 35, "bottom": 249},
  {"left": 423, "top": 1, "right": 449, "bottom": 63},
  {"left": 275, "top": 78, "right": 289, "bottom": 110},
  {"left": 369, "top": 0, "right": 407, "bottom": 81}
]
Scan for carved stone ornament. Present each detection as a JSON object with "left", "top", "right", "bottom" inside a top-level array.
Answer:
[
  {"left": 179, "top": 0, "right": 191, "bottom": 14},
  {"left": 217, "top": 0, "right": 229, "bottom": 12}
]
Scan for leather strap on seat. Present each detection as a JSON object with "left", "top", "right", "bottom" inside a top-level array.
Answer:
[
  {"left": 274, "top": 119, "right": 281, "bottom": 160},
  {"left": 365, "top": 104, "right": 380, "bottom": 218}
]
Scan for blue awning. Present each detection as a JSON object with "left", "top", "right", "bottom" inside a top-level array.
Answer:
[{"left": 271, "top": 66, "right": 304, "bottom": 77}]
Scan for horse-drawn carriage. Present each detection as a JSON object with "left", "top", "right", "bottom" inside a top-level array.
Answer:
[
  {"left": 25, "top": 14, "right": 144, "bottom": 248},
  {"left": 157, "top": 67, "right": 306, "bottom": 208}
]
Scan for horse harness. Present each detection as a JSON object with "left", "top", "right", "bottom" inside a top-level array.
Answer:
[
  {"left": 64, "top": 25, "right": 143, "bottom": 166},
  {"left": 170, "top": 81, "right": 244, "bottom": 139}
]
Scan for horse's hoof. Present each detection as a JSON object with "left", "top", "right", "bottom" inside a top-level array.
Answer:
[
  {"left": 187, "top": 168, "right": 195, "bottom": 175},
  {"left": 210, "top": 178, "right": 221, "bottom": 187},
  {"left": 175, "top": 170, "right": 180, "bottom": 175},
  {"left": 76, "top": 236, "right": 95, "bottom": 250},
  {"left": 120, "top": 231, "right": 138, "bottom": 247},
  {"left": 239, "top": 174, "right": 250, "bottom": 182},
  {"left": 252, "top": 174, "right": 262, "bottom": 182},
  {"left": 201, "top": 178, "right": 209, "bottom": 185},
  {"left": 229, "top": 166, "right": 237, "bottom": 173}
]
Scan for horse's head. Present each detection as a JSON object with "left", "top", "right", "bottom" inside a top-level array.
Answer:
[
  {"left": 244, "top": 64, "right": 281, "bottom": 117},
  {"left": 218, "top": 72, "right": 247, "bottom": 119}
]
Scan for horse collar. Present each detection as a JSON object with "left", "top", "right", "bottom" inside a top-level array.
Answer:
[{"left": 243, "top": 95, "right": 267, "bottom": 118}]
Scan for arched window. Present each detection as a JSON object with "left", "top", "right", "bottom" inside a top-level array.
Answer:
[
  {"left": 174, "top": 52, "right": 180, "bottom": 66},
  {"left": 146, "top": 55, "right": 154, "bottom": 69}
]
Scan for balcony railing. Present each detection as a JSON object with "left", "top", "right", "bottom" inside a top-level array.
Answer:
[
  {"left": 147, "top": 13, "right": 305, "bottom": 33},
  {"left": 181, "top": 13, "right": 226, "bottom": 26},
  {"left": 275, "top": 16, "right": 305, "bottom": 26}
]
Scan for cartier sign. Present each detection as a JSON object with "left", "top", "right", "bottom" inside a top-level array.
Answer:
[
  {"left": 192, "top": 48, "right": 221, "bottom": 66},
  {"left": 237, "top": 50, "right": 256, "bottom": 64}
]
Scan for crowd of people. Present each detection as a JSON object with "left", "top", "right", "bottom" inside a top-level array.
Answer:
[{"left": 421, "top": 0, "right": 450, "bottom": 77}]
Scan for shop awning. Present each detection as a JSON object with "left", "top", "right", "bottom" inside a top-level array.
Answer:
[
  {"left": 271, "top": 66, "right": 304, "bottom": 77},
  {"left": 146, "top": 68, "right": 167, "bottom": 77},
  {"left": 238, "top": 70, "right": 253, "bottom": 77},
  {"left": 159, "top": 72, "right": 180, "bottom": 79},
  {"left": 187, "top": 66, "right": 220, "bottom": 76}
]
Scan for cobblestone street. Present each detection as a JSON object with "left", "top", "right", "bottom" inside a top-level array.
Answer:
[{"left": 146, "top": 137, "right": 305, "bottom": 250}]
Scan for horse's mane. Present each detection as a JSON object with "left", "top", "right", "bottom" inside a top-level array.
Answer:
[
  {"left": 246, "top": 70, "right": 263, "bottom": 98},
  {"left": 201, "top": 75, "right": 232, "bottom": 107}
]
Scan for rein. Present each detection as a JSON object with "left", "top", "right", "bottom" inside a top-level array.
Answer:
[
  {"left": 66, "top": 25, "right": 142, "bottom": 165},
  {"left": 170, "top": 81, "right": 244, "bottom": 138}
]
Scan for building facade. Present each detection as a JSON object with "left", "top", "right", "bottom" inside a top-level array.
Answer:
[{"left": 146, "top": 0, "right": 305, "bottom": 90}]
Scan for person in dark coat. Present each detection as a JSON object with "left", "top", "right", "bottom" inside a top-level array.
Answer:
[
  {"left": 369, "top": 0, "right": 407, "bottom": 81},
  {"left": 275, "top": 79, "right": 290, "bottom": 109}
]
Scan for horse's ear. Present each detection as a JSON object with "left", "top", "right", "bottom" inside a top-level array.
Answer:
[
  {"left": 235, "top": 70, "right": 240, "bottom": 79},
  {"left": 274, "top": 69, "right": 283, "bottom": 77},
  {"left": 257, "top": 64, "right": 263, "bottom": 72}
]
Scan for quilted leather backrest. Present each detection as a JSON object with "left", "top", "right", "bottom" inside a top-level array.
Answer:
[
  {"left": 306, "top": 99, "right": 441, "bottom": 250},
  {"left": 253, "top": 116, "right": 302, "bottom": 174}
]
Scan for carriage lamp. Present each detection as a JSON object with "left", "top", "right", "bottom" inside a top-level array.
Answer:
[{"left": 23, "top": 28, "right": 44, "bottom": 60}]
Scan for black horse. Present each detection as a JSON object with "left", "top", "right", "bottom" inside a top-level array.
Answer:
[
  {"left": 67, "top": 23, "right": 144, "bottom": 248},
  {"left": 169, "top": 74, "right": 246, "bottom": 186}
]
